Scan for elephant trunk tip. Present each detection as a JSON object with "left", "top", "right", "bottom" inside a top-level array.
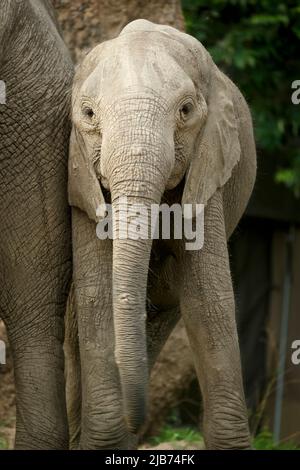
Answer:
[{"left": 116, "top": 352, "right": 148, "bottom": 434}]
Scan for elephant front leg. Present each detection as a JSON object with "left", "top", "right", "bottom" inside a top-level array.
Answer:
[
  {"left": 0, "top": 212, "right": 71, "bottom": 449},
  {"left": 72, "top": 208, "right": 135, "bottom": 450},
  {"left": 7, "top": 321, "right": 69, "bottom": 449},
  {"left": 64, "top": 283, "right": 82, "bottom": 450},
  {"left": 180, "top": 191, "right": 250, "bottom": 450},
  {"left": 2, "top": 258, "right": 70, "bottom": 449}
]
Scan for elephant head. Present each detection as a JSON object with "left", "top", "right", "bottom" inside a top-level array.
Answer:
[{"left": 68, "top": 20, "right": 241, "bottom": 434}]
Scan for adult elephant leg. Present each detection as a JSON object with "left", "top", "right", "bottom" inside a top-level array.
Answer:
[
  {"left": 72, "top": 207, "right": 135, "bottom": 450},
  {"left": 0, "top": 196, "right": 71, "bottom": 449},
  {"left": 180, "top": 190, "right": 250, "bottom": 450},
  {"left": 7, "top": 322, "right": 69, "bottom": 449}
]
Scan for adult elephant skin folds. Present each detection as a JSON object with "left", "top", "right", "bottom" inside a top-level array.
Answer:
[{"left": 0, "top": 0, "right": 73, "bottom": 449}]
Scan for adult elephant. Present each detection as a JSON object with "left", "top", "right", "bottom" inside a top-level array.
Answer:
[
  {"left": 0, "top": 1, "right": 73, "bottom": 448},
  {"left": 68, "top": 20, "right": 256, "bottom": 449}
]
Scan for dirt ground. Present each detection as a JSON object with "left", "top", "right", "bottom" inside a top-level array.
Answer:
[
  {"left": 141, "top": 441, "right": 204, "bottom": 450},
  {"left": 0, "top": 321, "right": 16, "bottom": 449}
]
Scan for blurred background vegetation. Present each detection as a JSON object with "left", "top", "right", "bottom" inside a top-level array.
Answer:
[{"left": 183, "top": 0, "right": 300, "bottom": 195}]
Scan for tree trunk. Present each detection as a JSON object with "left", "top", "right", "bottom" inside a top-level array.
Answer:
[
  {"left": 53, "top": 0, "right": 185, "bottom": 62},
  {"left": 54, "top": 0, "right": 197, "bottom": 438}
]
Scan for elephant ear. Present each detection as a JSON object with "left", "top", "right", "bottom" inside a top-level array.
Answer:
[
  {"left": 182, "top": 65, "right": 241, "bottom": 213},
  {"left": 68, "top": 126, "right": 106, "bottom": 223}
]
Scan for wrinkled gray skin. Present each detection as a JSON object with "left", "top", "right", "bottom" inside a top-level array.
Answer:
[
  {"left": 68, "top": 20, "right": 256, "bottom": 449},
  {"left": 0, "top": 0, "right": 73, "bottom": 448}
]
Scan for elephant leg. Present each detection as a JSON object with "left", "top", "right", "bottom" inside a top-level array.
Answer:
[
  {"left": 72, "top": 208, "right": 135, "bottom": 450},
  {"left": 0, "top": 178, "right": 71, "bottom": 449},
  {"left": 180, "top": 190, "right": 250, "bottom": 450},
  {"left": 0, "top": 253, "right": 70, "bottom": 449},
  {"left": 64, "top": 284, "right": 81, "bottom": 450},
  {"left": 6, "top": 323, "right": 69, "bottom": 449}
]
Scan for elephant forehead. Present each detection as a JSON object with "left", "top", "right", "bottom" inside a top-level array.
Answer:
[
  {"left": 81, "top": 41, "right": 194, "bottom": 106},
  {"left": 119, "top": 21, "right": 211, "bottom": 95}
]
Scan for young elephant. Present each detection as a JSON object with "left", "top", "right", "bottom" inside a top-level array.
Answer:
[{"left": 68, "top": 20, "right": 256, "bottom": 449}]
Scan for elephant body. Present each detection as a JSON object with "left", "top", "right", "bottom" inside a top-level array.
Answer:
[
  {"left": 68, "top": 20, "right": 256, "bottom": 449},
  {"left": 0, "top": 0, "right": 73, "bottom": 448}
]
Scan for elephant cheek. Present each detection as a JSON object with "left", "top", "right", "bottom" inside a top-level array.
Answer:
[
  {"left": 166, "top": 155, "right": 189, "bottom": 190},
  {"left": 68, "top": 129, "right": 106, "bottom": 222}
]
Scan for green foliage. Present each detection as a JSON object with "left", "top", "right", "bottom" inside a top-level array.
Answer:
[
  {"left": 182, "top": 0, "right": 300, "bottom": 195},
  {"left": 0, "top": 437, "right": 8, "bottom": 450},
  {"left": 0, "top": 421, "right": 9, "bottom": 450},
  {"left": 149, "top": 426, "right": 203, "bottom": 446},
  {"left": 253, "top": 429, "right": 299, "bottom": 450},
  {"left": 150, "top": 425, "right": 299, "bottom": 450}
]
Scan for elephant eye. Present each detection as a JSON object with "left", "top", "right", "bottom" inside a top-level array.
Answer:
[
  {"left": 179, "top": 102, "right": 194, "bottom": 121},
  {"left": 82, "top": 106, "right": 95, "bottom": 119}
]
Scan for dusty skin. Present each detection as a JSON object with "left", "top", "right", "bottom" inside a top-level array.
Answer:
[
  {"left": 66, "top": 20, "right": 257, "bottom": 449},
  {"left": 0, "top": 0, "right": 73, "bottom": 449}
]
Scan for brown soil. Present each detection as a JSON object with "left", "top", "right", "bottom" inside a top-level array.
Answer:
[{"left": 0, "top": 321, "right": 16, "bottom": 450}]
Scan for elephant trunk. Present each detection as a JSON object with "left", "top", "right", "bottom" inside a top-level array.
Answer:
[
  {"left": 107, "top": 141, "right": 171, "bottom": 433},
  {"left": 112, "top": 217, "right": 153, "bottom": 433}
]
